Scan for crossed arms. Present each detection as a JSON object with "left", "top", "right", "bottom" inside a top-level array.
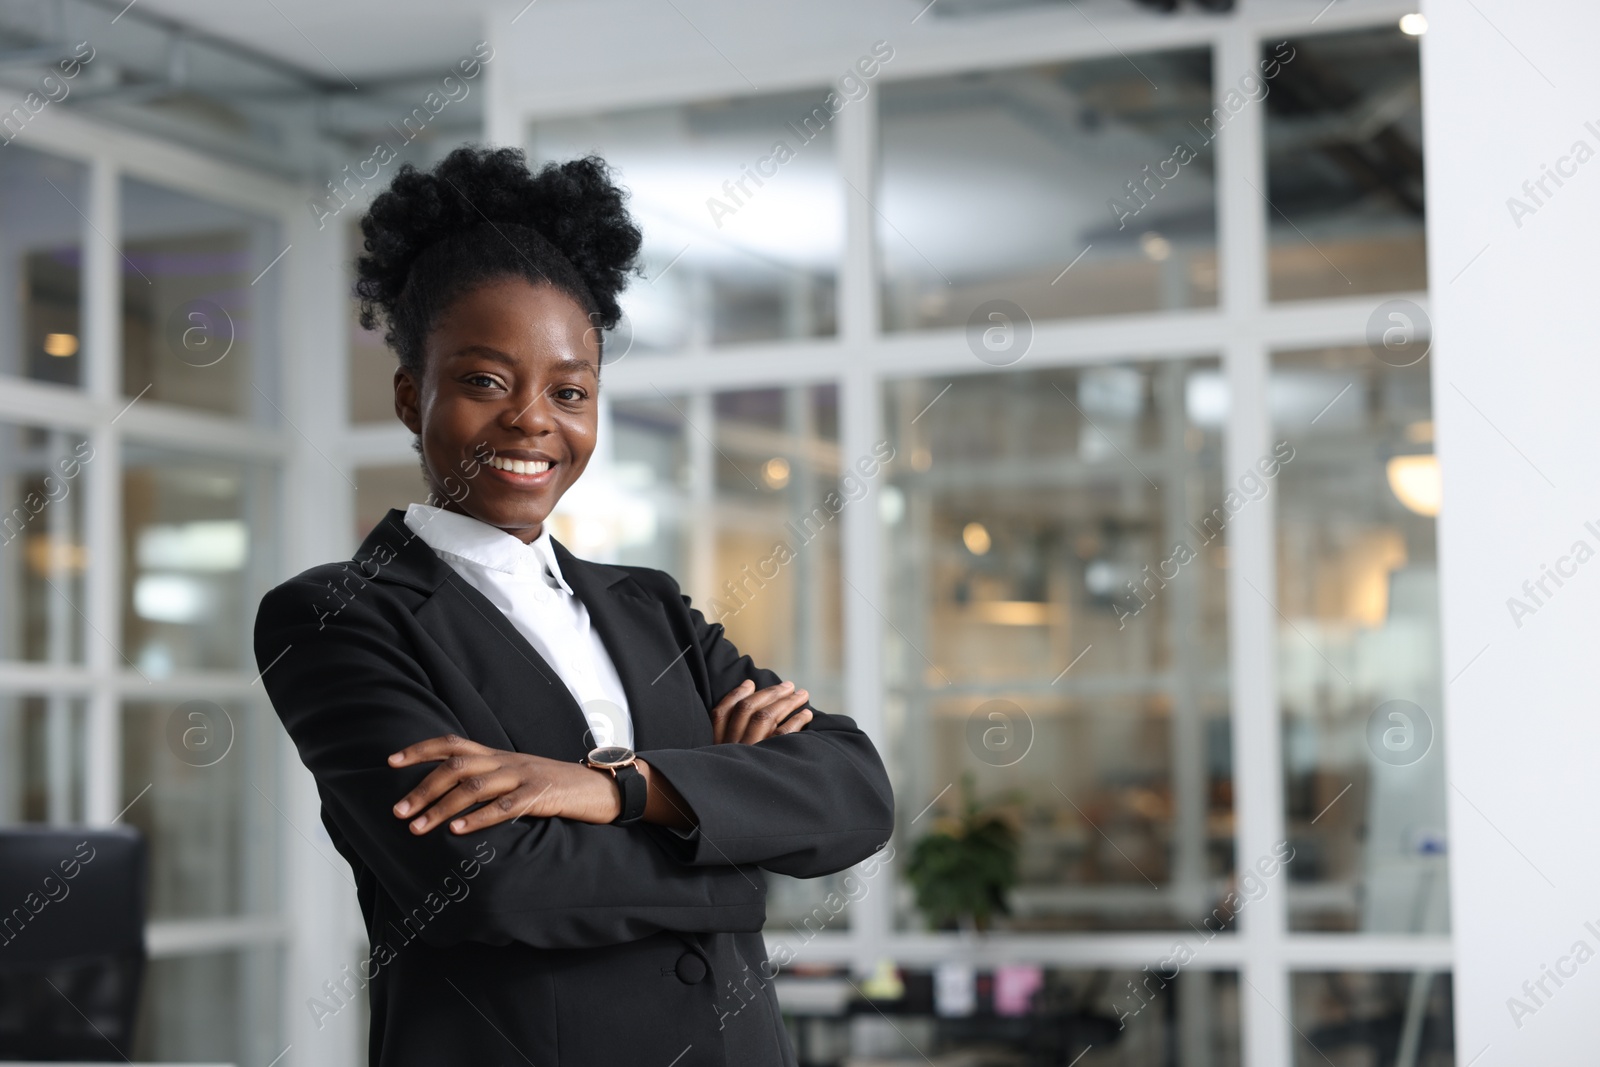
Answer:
[{"left": 254, "top": 574, "right": 894, "bottom": 951}]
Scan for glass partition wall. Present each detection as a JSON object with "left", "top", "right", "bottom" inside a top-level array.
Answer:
[
  {"left": 0, "top": 131, "right": 294, "bottom": 1064},
  {"left": 340, "top": 12, "right": 1441, "bottom": 1067},
  {"left": 883, "top": 361, "right": 1234, "bottom": 934}
]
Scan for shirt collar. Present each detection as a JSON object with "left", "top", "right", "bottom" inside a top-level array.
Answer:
[
  {"left": 526, "top": 525, "right": 573, "bottom": 595},
  {"left": 403, "top": 502, "right": 573, "bottom": 594}
]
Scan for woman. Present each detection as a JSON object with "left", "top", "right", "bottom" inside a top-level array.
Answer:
[{"left": 254, "top": 147, "right": 894, "bottom": 1066}]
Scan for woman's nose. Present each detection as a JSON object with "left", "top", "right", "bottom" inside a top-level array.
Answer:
[{"left": 503, "top": 391, "right": 552, "bottom": 434}]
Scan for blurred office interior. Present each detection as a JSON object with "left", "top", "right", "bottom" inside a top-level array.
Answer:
[{"left": 0, "top": 0, "right": 1572, "bottom": 1064}]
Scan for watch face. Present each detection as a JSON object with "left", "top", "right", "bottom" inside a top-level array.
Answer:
[{"left": 587, "top": 745, "right": 636, "bottom": 768}]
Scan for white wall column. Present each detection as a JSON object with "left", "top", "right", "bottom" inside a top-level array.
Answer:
[
  {"left": 83, "top": 156, "right": 121, "bottom": 826},
  {"left": 280, "top": 192, "right": 366, "bottom": 1067},
  {"left": 1425, "top": 0, "right": 1600, "bottom": 1061}
]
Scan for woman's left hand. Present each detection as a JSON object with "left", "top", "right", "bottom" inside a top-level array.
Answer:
[{"left": 388, "top": 735, "right": 617, "bottom": 834}]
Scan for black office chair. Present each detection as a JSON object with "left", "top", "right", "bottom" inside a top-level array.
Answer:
[{"left": 0, "top": 825, "right": 148, "bottom": 1061}]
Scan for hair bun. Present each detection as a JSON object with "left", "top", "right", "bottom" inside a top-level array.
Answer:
[{"left": 356, "top": 146, "right": 642, "bottom": 366}]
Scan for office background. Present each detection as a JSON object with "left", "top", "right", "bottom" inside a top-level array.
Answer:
[{"left": 0, "top": 0, "right": 1591, "bottom": 1064}]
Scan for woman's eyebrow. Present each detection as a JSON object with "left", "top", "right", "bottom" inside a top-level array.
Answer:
[
  {"left": 449, "top": 347, "right": 598, "bottom": 377},
  {"left": 448, "top": 344, "right": 517, "bottom": 365},
  {"left": 547, "top": 356, "right": 599, "bottom": 378}
]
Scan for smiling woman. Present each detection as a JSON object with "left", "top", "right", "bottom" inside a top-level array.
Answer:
[
  {"left": 395, "top": 279, "right": 602, "bottom": 536},
  {"left": 353, "top": 147, "right": 636, "bottom": 535},
  {"left": 252, "top": 146, "right": 893, "bottom": 1067}
]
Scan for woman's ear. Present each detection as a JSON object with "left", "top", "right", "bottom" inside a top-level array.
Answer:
[{"left": 394, "top": 366, "right": 422, "bottom": 433}]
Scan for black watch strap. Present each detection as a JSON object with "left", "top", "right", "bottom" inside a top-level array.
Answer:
[{"left": 612, "top": 763, "right": 647, "bottom": 825}]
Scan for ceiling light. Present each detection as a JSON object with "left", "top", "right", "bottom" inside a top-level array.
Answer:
[
  {"left": 133, "top": 574, "right": 212, "bottom": 624},
  {"left": 880, "top": 485, "right": 906, "bottom": 526},
  {"left": 1405, "top": 420, "right": 1434, "bottom": 444},
  {"left": 969, "top": 601, "right": 1051, "bottom": 626},
  {"left": 1084, "top": 559, "right": 1116, "bottom": 596},
  {"left": 1140, "top": 232, "right": 1172, "bottom": 261},
  {"left": 1399, "top": 13, "right": 1428, "bottom": 35},
  {"left": 1386, "top": 454, "right": 1441, "bottom": 516},
  {"left": 137, "top": 521, "right": 248, "bottom": 571},
  {"left": 44, "top": 333, "right": 78, "bottom": 357},
  {"left": 24, "top": 536, "right": 88, "bottom": 576},
  {"left": 963, "top": 522, "right": 992, "bottom": 555},
  {"left": 762, "top": 457, "right": 790, "bottom": 489}
]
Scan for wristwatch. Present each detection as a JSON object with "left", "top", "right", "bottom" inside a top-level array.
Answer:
[{"left": 583, "top": 745, "right": 647, "bottom": 825}]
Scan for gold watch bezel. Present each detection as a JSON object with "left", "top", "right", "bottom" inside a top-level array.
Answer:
[{"left": 583, "top": 745, "right": 637, "bottom": 774}]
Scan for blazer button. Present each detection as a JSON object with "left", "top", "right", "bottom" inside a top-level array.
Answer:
[{"left": 675, "top": 952, "right": 708, "bottom": 985}]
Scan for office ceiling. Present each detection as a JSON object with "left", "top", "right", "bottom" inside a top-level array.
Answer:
[
  {"left": 105, "top": 0, "right": 1211, "bottom": 84},
  {"left": 0, "top": 0, "right": 1389, "bottom": 202},
  {"left": 0, "top": 0, "right": 515, "bottom": 178},
  {"left": 127, "top": 0, "right": 501, "bottom": 83}
]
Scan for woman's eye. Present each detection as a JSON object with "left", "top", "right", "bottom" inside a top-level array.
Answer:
[
  {"left": 466, "top": 374, "right": 498, "bottom": 389},
  {"left": 555, "top": 387, "right": 586, "bottom": 402}
]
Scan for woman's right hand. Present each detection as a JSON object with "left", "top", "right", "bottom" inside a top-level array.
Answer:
[{"left": 710, "top": 679, "right": 812, "bottom": 744}]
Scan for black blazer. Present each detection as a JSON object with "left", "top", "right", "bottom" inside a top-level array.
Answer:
[{"left": 254, "top": 509, "right": 894, "bottom": 1067}]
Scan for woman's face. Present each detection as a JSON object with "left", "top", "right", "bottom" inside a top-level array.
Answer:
[{"left": 394, "top": 277, "right": 600, "bottom": 543}]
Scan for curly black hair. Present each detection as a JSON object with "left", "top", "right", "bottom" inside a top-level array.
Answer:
[{"left": 355, "top": 146, "right": 643, "bottom": 373}]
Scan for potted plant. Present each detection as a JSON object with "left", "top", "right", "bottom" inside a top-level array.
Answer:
[{"left": 905, "top": 774, "right": 1020, "bottom": 933}]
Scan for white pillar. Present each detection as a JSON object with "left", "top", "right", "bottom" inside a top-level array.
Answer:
[
  {"left": 1424, "top": 0, "right": 1600, "bottom": 1061},
  {"left": 84, "top": 156, "right": 121, "bottom": 827},
  {"left": 280, "top": 189, "right": 366, "bottom": 1067}
]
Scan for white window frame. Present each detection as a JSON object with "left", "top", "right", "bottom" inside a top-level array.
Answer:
[
  {"left": 0, "top": 105, "right": 353, "bottom": 1064},
  {"left": 328, "top": 4, "right": 1455, "bottom": 1065}
]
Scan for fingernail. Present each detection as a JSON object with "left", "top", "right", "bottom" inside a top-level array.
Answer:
[
  {"left": 451, "top": 819, "right": 465, "bottom": 832},
  {"left": 411, "top": 817, "right": 426, "bottom": 831},
  {"left": 394, "top": 801, "right": 410, "bottom": 816},
  {"left": 388, "top": 753, "right": 402, "bottom": 765}
]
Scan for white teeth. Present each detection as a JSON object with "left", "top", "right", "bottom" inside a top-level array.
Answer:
[{"left": 489, "top": 456, "right": 551, "bottom": 475}]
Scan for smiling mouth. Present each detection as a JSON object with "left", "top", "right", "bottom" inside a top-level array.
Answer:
[{"left": 487, "top": 456, "right": 553, "bottom": 475}]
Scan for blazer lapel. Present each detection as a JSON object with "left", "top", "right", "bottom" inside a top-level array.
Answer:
[
  {"left": 357, "top": 509, "right": 594, "bottom": 760},
  {"left": 553, "top": 541, "right": 710, "bottom": 753},
  {"left": 354, "top": 510, "right": 710, "bottom": 757}
]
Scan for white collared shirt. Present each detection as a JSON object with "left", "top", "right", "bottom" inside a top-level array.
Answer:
[{"left": 403, "top": 503, "right": 633, "bottom": 750}]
